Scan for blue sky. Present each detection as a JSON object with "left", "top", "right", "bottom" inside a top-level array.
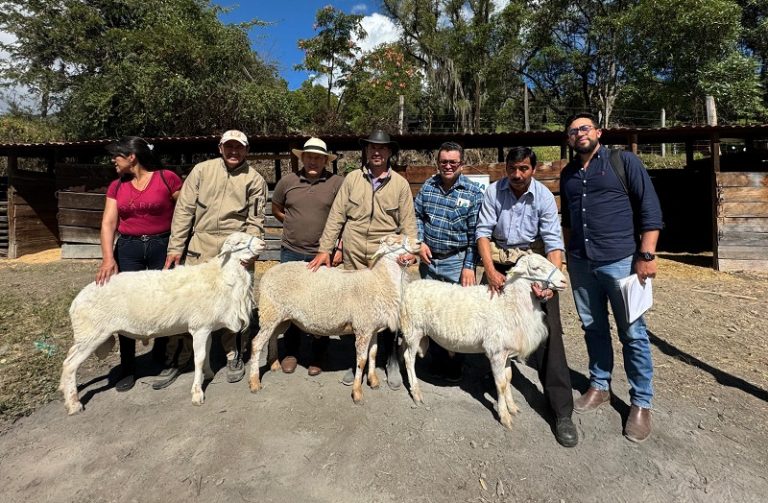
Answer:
[{"left": 212, "top": 1, "right": 401, "bottom": 90}]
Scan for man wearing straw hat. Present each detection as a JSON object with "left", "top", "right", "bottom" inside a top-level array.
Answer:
[
  {"left": 272, "top": 137, "right": 344, "bottom": 376},
  {"left": 309, "top": 129, "right": 418, "bottom": 389}
]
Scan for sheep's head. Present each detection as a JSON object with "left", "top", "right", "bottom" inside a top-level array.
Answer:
[
  {"left": 219, "top": 232, "right": 266, "bottom": 263},
  {"left": 370, "top": 234, "right": 421, "bottom": 264},
  {"left": 506, "top": 253, "right": 567, "bottom": 291}
]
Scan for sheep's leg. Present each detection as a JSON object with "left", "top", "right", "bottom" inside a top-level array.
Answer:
[
  {"left": 352, "top": 332, "right": 372, "bottom": 404},
  {"left": 249, "top": 323, "right": 279, "bottom": 392},
  {"left": 489, "top": 354, "right": 515, "bottom": 429},
  {"left": 504, "top": 359, "right": 518, "bottom": 416},
  {"left": 203, "top": 335, "right": 214, "bottom": 381},
  {"left": 190, "top": 330, "right": 211, "bottom": 406},
  {"left": 403, "top": 335, "right": 423, "bottom": 404},
  {"left": 267, "top": 331, "right": 280, "bottom": 372},
  {"left": 59, "top": 341, "right": 98, "bottom": 415},
  {"left": 367, "top": 334, "right": 380, "bottom": 389}
]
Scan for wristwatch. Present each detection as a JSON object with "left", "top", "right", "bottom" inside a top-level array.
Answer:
[{"left": 638, "top": 251, "right": 656, "bottom": 261}]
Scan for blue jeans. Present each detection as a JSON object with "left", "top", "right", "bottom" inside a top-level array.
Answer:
[
  {"left": 568, "top": 254, "right": 654, "bottom": 408},
  {"left": 419, "top": 251, "right": 466, "bottom": 283},
  {"left": 280, "top": 248, "right": 316, "bottom": 263},
  {"left": 114, "top": 233, "right": 170, "bottom": 373}
]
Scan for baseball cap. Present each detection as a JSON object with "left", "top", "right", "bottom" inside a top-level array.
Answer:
[{"left": 219, "top": 130, "right": 248, "bottom": 146}]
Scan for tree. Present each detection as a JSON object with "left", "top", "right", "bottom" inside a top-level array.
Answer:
[
  {"left": 382, "top": 0, "right": 500, "bottom": 133},
  {"left": 296, "top": 6, "right": 366, "bottom": 114},
  {"left": 0, "top": 0, "right": 296, "bottom": 138}
]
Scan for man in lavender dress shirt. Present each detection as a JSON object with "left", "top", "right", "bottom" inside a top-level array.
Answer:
[{"left": 476, "top": 146, "right": 578, "bottom": 448}]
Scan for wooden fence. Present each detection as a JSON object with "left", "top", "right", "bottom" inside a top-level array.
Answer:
[{"left": 716, "top": 172, "right": 768, "bottom": 271}]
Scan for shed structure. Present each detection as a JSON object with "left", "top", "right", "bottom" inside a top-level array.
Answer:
[{"left": 0, "top": 126, "right": 766, "bottom": 270}]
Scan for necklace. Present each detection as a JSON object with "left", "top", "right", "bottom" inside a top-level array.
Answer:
[{"left": 127, "top": 173, "right": 153, "bottom": 208}]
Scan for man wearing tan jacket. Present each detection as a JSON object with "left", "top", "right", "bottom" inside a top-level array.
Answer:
[
  {"left": 155, "top": 130, "right": 268, "bottom": 389},
  {"left": 309, "top": 129, "right": 418, "bottom": 389}
]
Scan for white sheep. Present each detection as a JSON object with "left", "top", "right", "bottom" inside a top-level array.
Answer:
[
  {"left": 59, "top": 232, "right": 265, "bottom": 414},
  {"left": 249, "top": 234, "right": 421, "bottom": 403},
  {"left": 399, "top": 253, "right": 567, "bottom": 429}
]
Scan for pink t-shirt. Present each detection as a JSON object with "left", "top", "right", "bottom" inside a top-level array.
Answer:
[{"left": 106, "top": 170, "right": 183, "bottom": 236}]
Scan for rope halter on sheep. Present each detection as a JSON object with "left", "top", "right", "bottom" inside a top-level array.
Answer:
[{"left": 518, "top": 265, "right": 564, "bottom": 291}]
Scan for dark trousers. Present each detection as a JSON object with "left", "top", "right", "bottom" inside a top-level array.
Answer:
[
  {"left": 280, "top": 247, "right": 329, "bottom": 363},
  {"left": 493, "top": 262, "right": 574, "bottom": 419},
  {"left": 114, "top": 234, "right": 170, "bottom": 375}
]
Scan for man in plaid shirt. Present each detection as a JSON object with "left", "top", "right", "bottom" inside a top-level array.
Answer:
[{"left": 414, "top": 141, "right": 484, "bottom": 381}]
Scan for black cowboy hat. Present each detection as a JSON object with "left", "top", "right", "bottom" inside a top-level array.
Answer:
[{"left": 359, "top": 129, "right": 399, "bottom": 154}]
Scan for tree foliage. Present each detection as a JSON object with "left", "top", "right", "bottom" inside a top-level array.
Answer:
[{"left": 0, "top": 0, "right": 296, "bottom": 139}]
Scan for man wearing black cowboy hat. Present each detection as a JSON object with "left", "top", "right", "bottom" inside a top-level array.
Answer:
[{"left": 309, "top": 129, "right": 418, "bottom": 390}]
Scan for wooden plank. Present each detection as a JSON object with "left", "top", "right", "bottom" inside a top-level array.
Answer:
[
  {"left": 718, "top": 217, "right": 768, "bottom": 233},
  {"left": 257, "top": 249, "right": 281, "bottom": 261},
  {"left": 718, "top": 202, "right": 768, "bottom": 218},
  {"left": 58, "top": 191, "right": 106, "bottom": 210},
  {"left": 717, "top": 258, "right": 768, "bottom": 272},
  {"left": 264, "top": 226, "right": 283, "bottom": 238},
  {"left": 718, "top": 232, "right": 768, "bottom": 246},
  {"left": 11, "top": 203, "right": 57, "bottom": 218},
  {"left": 717, "top": 172, "right": 768, "bottom": 188},
  {"left": 59, "top": 226, "right": 101, "bottom": 244},
  {"left": 717, "top": 245, "right": 768, "bottom": 260},
  {"left": 719, "top": 187, "right": 768, "bottom": 203},
  {"left": 58, "top": 208, "right": 103, "bottom": 228},
  {"left": 264, "top": 216, "right": 282, "bottom": 228},
  {"left": 61, "top": 243, "right": 102, "bottom": 259}
]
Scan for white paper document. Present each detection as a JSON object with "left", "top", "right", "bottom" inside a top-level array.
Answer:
[{"left": 618, "top": 274, "right": 653, "bottom": 324}]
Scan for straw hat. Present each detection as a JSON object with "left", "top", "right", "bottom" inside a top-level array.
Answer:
[{"left": 291, "top": 137, "right": 337, "bottom": 162}]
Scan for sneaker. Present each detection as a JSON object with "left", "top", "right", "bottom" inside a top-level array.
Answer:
[
  {"left": 226, "top": 357, "right": 245, "bottom": 383},
  {"left": 152, "top": 367, "right": 180, "bottom": 390},
  {"left": 341, "top": 368, "right": 355, "bottom": 386}
]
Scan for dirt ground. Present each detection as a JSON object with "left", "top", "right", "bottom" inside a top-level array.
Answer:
[{"left": 1, "top": 252, "right": 767, "bottom": 502}]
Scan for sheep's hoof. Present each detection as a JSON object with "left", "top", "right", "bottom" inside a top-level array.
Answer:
[
  {"left": 352, "top": 388, "right": 363, "bottom": 404},
  {"left": 270, "top": 360, "right": 282, "bottom": 373},
  {"left": 499, "top": 415, "right": 514, "bottom": 430},
  {"left": 508, "top": 403, "right": 520, "bottom": 416},
  {"left": 249, "top": 376, "right": 262, "bottom": 393},
  {"left": 191, "top": 395, "right": 205, "bottom": 406},
  {"left": 66, "top": 401, "right": 84, "bottom": 415},
  {"left": 412, "top": 392, "right": 424, "bottom": 405},
  {"left": 368, "top": 373, "right": 380, "bottom": 389}
]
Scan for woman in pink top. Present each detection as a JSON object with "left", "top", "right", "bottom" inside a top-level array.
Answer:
[{"left": 97, "top": 137, "right": 183, "bottom": 392}]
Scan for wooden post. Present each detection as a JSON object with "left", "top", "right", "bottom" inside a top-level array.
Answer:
[
  {"left": 399, "top": 95, "right": 405, "bottom": 135},
  {"left": 710, "top": 132, "right": 721, "bottom": 270},
  {"left": 560, "top": 143, "right": 568, "bottom": 161},
  {"left": 332, "top": 153, "right": 339, "bottom": 175},
  {"left": 497, "top": 147, "right": 504, "bottom": 163},
  {"left": 523, "top": 84, "right": 530, "bottom": 132},
  {"left": 7, "top": 155, "right": 18, "bottom": 259},
  {"left": 629, "top": 134, "right": 638, "bottom": 155},
  {"left": 706, "top": 96, "right": 717, "bottom": 126},
  {"left": 660, "top": 108, "right": 666, "bottom": 157},
  {"left": 685, "top": 141, "right": 694, "bottom": 167}
]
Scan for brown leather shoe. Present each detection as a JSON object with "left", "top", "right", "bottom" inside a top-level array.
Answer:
[
  {"left": 574, "top": 387, "right": 610, "bottom": 414},
  {"left": 624, "top": 405, "right": 652, "bottom": 443},
  {"left": 281, "top": 356, "right": 298, "bottom": 374},
  {"left": 307, "top": 365, "right": 322, "bottom": 376}
]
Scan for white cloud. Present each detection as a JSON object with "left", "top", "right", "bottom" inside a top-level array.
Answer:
[
  {"left": 355, "top": 13, "right": 401, "bottom": 54},
  {"left": 351, "top": 3, "right": 368, "bottom": 15}
]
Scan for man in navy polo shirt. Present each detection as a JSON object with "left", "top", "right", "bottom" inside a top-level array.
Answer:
[{"left": 560, "top": 112, "right": 663, "bottom": 443}]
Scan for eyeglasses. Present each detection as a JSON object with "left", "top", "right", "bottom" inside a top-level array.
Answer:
[
  {"left": 567, "top": 124, "right": 594, "bottom": 136},
  {"left": 439, "top": 160, "right": 461, "bottom": 167}
]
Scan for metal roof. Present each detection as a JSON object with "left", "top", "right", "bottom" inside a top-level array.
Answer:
[{"left": 1, "top": 125, "right": 767, "bottom": 157}]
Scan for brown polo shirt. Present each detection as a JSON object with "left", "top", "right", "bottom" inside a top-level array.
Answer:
[{"left": 273, "top": 170, "right": 344, "bottom": 255}]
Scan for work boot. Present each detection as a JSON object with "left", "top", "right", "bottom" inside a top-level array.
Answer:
[
  {"left": 115, "top": 374, "right": 135, "bottom": 392},
  {"left": 386, "top": 352, "right": 402, "bottom": 390},
  {"left": 574, "top": 387, "right": 610, "bottom": 414},
  {"left": 341, "top": 368, "right": 355, "bottom": 386},
  {"left": 152, "top": 367, "right": 180, "bottom": 390},
  {"left": 280, "top": 356, "right": 298, "bottom": 374},
  {"left": 226, "top": 356, "right": 245, "bottom": 383},
  {"left": 555, "top": 417, "right": 579, "bottom": 447},
  {"left": 624, "top": 405, "right": 652, "bottom": 443}
]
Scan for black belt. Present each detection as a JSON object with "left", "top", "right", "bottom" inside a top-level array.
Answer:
[
  {"left": 430, "top": 248, "right": 466, "bottom": 260},
  {"left": 119, "top": 231, "right": 171, "bottom": 242}
]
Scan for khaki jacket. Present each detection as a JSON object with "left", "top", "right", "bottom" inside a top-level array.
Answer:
[
  {"left": 168, "top": 158, "right": 267, "bottom": 263},
  {"left": 319, "top": 167, "right": 418, "bottom": 269}
]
